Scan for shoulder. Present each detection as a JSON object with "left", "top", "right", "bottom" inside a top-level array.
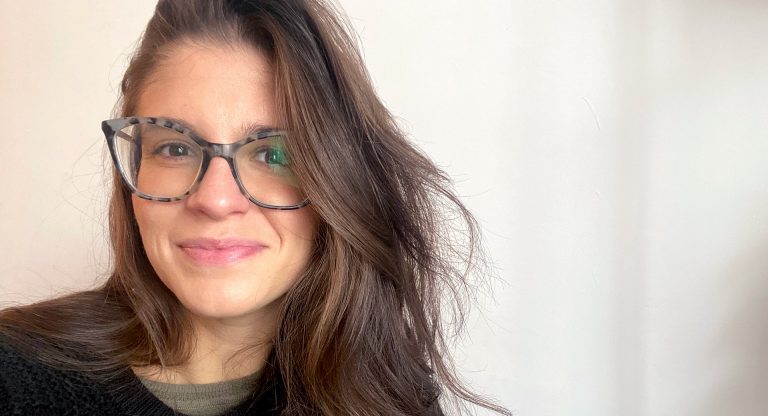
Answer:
[
  {"left": 0, "top": 334, "right": 118, "bottom": 415},
  {"left": 0, "top": 334, "right": 288, "bottom": 416}
]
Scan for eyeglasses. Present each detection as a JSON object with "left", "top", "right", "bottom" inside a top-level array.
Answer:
[{"left": 102, "top": 117, "right": 309, "bottom": 210}]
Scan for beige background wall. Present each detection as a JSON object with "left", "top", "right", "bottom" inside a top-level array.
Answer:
[{"left": 2, "top": 1, "right": 768, "bottom": 415}]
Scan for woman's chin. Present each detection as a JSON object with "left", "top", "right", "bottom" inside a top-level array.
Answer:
[
  {"left": 183, "top": 301, "right": 267, "bottom": 321},
  {"left": 174, "top": 287, "right": 272, "bottom": 321}
]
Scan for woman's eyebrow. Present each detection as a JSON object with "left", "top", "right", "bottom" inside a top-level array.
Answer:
[
  {"left": 161, "top": 117, "right": 277, "bottom": 136},
  {"left": 239, "top": 121, "right": 278, "bottom": 135},
  {"left": 162, "top": 116, "right": 199, "bottom": 134}
]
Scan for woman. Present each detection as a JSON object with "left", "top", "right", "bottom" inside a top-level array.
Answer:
[{"left": 0, "top": 0, "right": 509, "bottom": 415}]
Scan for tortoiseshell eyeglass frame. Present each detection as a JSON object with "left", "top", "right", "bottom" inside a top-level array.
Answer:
[{"left": 102, "top": 117, "right": 310, "bottom": 210}]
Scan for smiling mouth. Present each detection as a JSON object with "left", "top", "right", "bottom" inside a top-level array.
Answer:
[{"left": 178, "top": 238, "right": 266, "bottom": 266}]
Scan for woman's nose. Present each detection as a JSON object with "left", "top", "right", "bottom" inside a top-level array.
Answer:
[{"left": 185, "top": 157, "right": 251, "bottom": 218}]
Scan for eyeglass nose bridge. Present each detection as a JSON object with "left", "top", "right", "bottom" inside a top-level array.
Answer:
[
  {"left": 192, "top": 142, "right": 251, "bottom": 202},
  {"left": 205, "top": 142, "right": 240, "bottom": 159}
]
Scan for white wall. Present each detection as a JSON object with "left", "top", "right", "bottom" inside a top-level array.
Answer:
[
  {"left": 644, "top": 1, "right": 768, "bottom": 415},
  {"left": 2, "top": 1, "right": 767, "bottom": 415}
]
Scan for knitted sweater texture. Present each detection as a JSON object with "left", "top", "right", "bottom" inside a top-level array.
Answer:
[{"left": 0, "top": 339, "right": 283, "bottom": 416}]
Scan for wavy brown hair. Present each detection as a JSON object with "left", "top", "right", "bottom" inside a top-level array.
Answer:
[{"left": 0, "top": 0, "right": 509, "bottom": 414}]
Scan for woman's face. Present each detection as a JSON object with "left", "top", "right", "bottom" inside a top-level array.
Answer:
[{"left": 132, "top": 42, "right": 318, "bottom": 321}]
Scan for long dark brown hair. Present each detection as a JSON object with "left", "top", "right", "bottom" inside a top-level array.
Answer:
[{"left": 0, "top": 0, "right": 509, "bottom": 414}]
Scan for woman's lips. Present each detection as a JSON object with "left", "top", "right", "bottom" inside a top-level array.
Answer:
[{"left": 178, "top": 238, "right": 266, "bottom": 266}]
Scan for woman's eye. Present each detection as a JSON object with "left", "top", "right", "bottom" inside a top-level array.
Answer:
[
  {"left": 252, "top": 147, "right": 289, "bottom": 166},
  {"left": 154, "top": 142, "right": 194, "bottom": 158}
]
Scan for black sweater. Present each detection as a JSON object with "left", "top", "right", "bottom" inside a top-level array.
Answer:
[
  {"left": 0, "top": 337, "right": 446, "bottom": 415},
  {"left": 0, "top": 339, "right": 284, "bottom": 416}
]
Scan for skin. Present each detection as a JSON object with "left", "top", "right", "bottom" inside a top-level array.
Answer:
[{"left": 131, "top": 41, "right": 319, "bottom": 384}]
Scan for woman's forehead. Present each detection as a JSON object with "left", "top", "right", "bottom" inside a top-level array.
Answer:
[{"left": 135, "top": 41, "right": 277, "bottom": 142}]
